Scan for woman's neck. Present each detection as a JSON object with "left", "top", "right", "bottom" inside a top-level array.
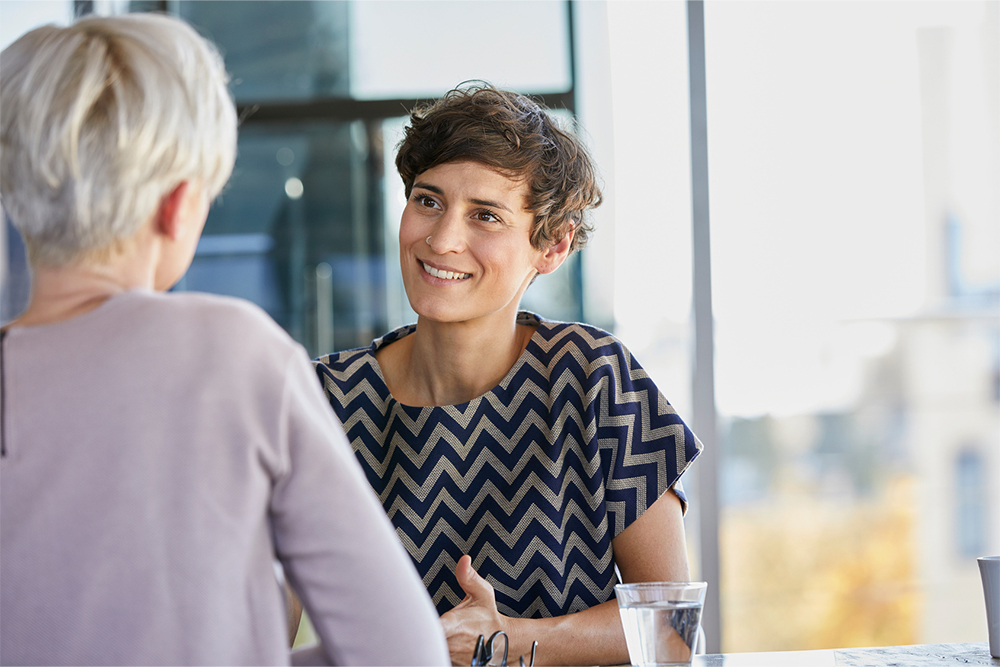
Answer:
[
  {"left": 8, "top": 251, "right": 157, "bottom": 329},
  {"left": 377, "top": 313, "right": 536, "bottom": 407}
]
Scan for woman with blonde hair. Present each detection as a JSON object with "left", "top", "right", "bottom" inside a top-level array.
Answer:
[{"left": 0, "top": 13, "right": 447, "bottom": 666}]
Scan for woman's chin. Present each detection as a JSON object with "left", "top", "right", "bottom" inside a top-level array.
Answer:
[{"left": 411, "top": 305, "right": 467, "bottom": 324}]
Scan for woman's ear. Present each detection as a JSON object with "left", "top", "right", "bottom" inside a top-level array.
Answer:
[
  {"left": 536, "top": 227, "right": 575, "bottom": 275},
  {"left": 154, "top": 181, "right": 194, "bottom": 241}
]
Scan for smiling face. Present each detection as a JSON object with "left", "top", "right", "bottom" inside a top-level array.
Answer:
[{"left": 399, "top": 160, "right": 571, "bottom": 326}]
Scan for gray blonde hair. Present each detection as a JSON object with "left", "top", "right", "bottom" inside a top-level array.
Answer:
[{"left": 0, "top": 13, "right": 237, "bottom": 266}]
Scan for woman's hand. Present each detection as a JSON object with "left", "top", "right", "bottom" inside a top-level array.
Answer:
[
  {"left": 439, "top": 555, "right": 509, "bottom": 666},
  {"left": 440, "top": 488, "right": 689, "bottom": 666}
]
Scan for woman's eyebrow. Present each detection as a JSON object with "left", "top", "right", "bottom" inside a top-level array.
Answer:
[
  {"left": 470, "top": 198, "right": 512, "bottom": 213},
  {"left": 413, "top": 181, "right": 443, "bottom": 194},
  {"left": 413, "top": 181, "right": 513, "bottom": 213}
]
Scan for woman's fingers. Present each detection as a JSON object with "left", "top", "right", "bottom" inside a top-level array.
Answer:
[
  {"left": 454, "top": 555, "right": 497, "bottom": 606},
  {"left": 441, "top": 555, "right": 504, "bottom": 666}
]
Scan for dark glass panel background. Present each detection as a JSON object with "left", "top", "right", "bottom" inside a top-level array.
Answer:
[
  {"left": 177, "top": 1, "right": 350, "bottom": 103},
  {"left": 179, "top": 122, "right": 386, "bottom": 357}
]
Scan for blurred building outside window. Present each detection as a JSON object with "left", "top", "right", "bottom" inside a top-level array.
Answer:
[
  {"left": 704, "top": 0, "right": 999, "bottom": 652},
  {"left": 956, "top": 449, "right": 988, "bottom": 559}
]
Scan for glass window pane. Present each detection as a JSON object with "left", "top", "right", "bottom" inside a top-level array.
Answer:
[
  {"left": 349, "top": 1, "right": 571, "bottom": 100},
  {"left": 177, "top": 0, "right": 350, "bottom": 102},
  {"left": 177, "top": 121, "right": 385, "bottom": 357},
  {"left": 177, "top": 0, "right": 570, "bottom": 104},
  {"left": 956, "top": 449, "right": 987, "bottom": 558},
  {"left": 603, "top": 0, "right": 695, "bottom": 422},
  {"left": 707, "top": 0, "right": 999, "bottom": 652}
]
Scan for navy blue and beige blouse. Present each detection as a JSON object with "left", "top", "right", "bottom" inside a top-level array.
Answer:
[{"left": 314, "top": 312, "right": 702, "bottom": 618}]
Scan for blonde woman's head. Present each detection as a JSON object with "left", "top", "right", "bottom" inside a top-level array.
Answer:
[{"left": 0, "top": 12, "right": 237, "bottom": 266}]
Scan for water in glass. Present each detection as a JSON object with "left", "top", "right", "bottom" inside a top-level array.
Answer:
[{"left": 619, "top": 599, "right": 702, "bottom": 666}]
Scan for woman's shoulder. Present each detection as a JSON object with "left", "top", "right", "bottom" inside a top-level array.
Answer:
[
  {"left": 4, "top": 289, "right": 283, "bottom": 343},
  {"left": 138, "top": 290, "right": 293, "bottom": 348},
  {"left": 523, "top": 312, "right": 629, "bottom": 361},
  {"left": 311, "top": 323, "right": 420, "bottom": 399},
  {"left": 314, "top": 322, "right": 414, "bottom": 369},
  {"left": 313, "top": 345, "right": 375, "bottom": 381}
]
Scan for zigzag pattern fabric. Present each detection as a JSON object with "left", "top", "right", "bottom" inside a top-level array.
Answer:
[{"left": 314, "top": 312, "right": 702, "bottom": 618}]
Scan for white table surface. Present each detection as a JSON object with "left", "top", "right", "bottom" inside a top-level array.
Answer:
[{"left": 690, "top": 642, "right": 997, "bottom": 666}]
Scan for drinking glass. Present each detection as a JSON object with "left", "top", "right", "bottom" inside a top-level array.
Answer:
[
  {"left": 615, "top": 582, "right": 708, "bottom": 667},
  {"left": 980, "top": 556, "right": 1000, "bottom": 659}
]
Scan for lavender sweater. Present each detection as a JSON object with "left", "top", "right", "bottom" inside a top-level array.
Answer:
[{"left": 0, "top": 290, "right": 448, "bottom": 666}]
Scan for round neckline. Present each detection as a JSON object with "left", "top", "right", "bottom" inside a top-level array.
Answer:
[{"left": 368, "top": 311, "right": 546, "bottom": 410}]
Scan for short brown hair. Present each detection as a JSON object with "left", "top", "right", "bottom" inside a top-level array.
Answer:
[{"left": 395, "top": 82, "right": 602, "bottom": 253}]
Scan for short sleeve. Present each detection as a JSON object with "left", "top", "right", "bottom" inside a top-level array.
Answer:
[
  {"left": 671, "top": 479, "right": 689, "bottom": 514},
  {"left": 595, "top": 339, "right": 702, "bottom": 538}
]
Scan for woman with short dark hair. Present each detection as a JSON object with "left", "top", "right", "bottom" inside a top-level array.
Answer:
[{"left": 314, "top": 82, "right": 703, "bottom": 666}]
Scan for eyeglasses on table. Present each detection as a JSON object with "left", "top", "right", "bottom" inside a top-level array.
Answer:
[{"left": 470, "top": 630, "right": 538, "bottom": 667}]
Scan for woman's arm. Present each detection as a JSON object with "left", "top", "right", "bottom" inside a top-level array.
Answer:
[
  {"left": 273, "top": 347, "right": 449, "bottom": 666},
  {"left": 440, "top": 490, "right": 689, "bottom": 666}
]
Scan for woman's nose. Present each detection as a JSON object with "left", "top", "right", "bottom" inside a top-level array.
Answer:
[{"left": 427, "top": 211, "right": 466, "bottom": 254}]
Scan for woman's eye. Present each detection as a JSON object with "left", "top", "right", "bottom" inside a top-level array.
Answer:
[
  {"left": 475, "top": 210, "right": 501, "bottom": 224},
  {"left": 413, "top": 194, "right": 439, "bottom": 208}
]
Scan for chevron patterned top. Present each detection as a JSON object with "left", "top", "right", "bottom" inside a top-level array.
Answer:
[{"left": 313, "top": 312, "right": 702, "bottom": 618}]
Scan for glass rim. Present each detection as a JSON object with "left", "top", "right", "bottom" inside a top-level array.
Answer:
[{"left": 615, "top": 581, "right": 708, "bottom": 591}]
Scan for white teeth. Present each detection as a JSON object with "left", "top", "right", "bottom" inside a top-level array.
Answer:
[{"left": 423, "top": 262, "right": 471, "bottom": 280}]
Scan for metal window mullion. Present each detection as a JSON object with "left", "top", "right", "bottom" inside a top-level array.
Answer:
[{"left": 687, "top": 0, "right": 721, "bottom": 654}]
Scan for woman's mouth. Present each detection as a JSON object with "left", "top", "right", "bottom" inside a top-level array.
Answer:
[{"left": 422, "top": 262, "right": 471, "bottom": 281}]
